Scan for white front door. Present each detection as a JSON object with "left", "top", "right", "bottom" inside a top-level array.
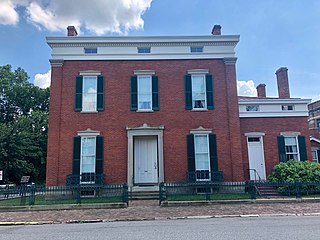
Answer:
[
  {"left": 134, "top": 136, "right": 158, "bottom": 184},
  {"left": 248, "top": 137, "right": 266, "bottom": 180}
]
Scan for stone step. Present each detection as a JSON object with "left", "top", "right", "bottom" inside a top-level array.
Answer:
[{"left": 129, "top": 191, "right": 159, "bottom": 200}]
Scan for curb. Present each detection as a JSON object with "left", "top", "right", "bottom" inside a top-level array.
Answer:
[{"left": 1, "top": 213, "right": 320, "bottom": 225}]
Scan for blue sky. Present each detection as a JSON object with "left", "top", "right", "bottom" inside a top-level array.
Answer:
[{"left": 0, "top": 0, "right": 319, "bottom": 101}]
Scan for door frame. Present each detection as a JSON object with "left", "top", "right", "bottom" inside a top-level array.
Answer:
[
  {"left": 245, "top": 132, "right": 266, "bottom": 181},
  {"left": 127, "top": 123, "right": 164, "bottom": 190}
]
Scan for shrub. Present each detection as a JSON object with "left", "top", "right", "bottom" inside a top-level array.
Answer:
[{"left": 268, "top": 160, "right": 320, "bottom": 183}]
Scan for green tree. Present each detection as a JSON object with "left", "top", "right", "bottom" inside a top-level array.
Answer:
[{"left": 0, "top": 64, "right": 49, "bottom": 184}]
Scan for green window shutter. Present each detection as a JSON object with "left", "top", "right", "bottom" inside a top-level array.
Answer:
[
  {"left": 95, "top": 136, "right": 104, "bottom": 175},
  {"left": 130, "top": 76, "right": 138, "bottom": 111},
  {"left": 185, "top": 74, "right": 192, "bottom": 110},
  {"left": 206, "top": 74, "right": 214, "bottom": 110},
  {"left": 152, "top": 75, "right": 159, "bottom": 110},
  {"left": 317, "top": 150, "right": 320, "bottom": 163},
  {"left": 209, "top": 134, "right": 218, "bottom": 172},
  {"left": 277, "top": 136, "right": 286, "bottom": 162},
  {"left": 187, "top": 134, "right": 195, "bottom": 181},
  {"left": 97, "top": 76, "right": 104, "bottom": 112},
  {"left": 75, "top": 76, "right": 83, "bottom": 112},
  {"left": 298, "top": 136, "right": 307, "bottom": 161},
  {"left": 72, "top": 136, "right": 81, "bottom": 175}
]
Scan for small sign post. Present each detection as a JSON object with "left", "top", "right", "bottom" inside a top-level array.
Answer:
[
  {"left": 0, "top": 170, "right": 3, "bottom": 181},
  {"left": 20, "top": 176, "right": 30, "bottom": 184}
]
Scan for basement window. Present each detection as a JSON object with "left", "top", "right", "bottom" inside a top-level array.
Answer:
[{"left": 84, "top": 48, "right": 97, "bottom": 54}]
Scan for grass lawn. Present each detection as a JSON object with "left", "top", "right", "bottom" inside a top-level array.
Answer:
[
  {"left": 167, "top": 193, "right": 251, "bottom": 201},
  {"left": 0, "top": 195, "right": 123, "bottom": 206}
]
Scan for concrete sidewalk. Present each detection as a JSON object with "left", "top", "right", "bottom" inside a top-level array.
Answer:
[{"left": 1, "top": 200, "right": 320, "bottom": 225}]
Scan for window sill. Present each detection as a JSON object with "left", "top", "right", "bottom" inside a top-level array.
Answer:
[
  {"left": 80, "top": 111, "right": 98, "bottom": 114},
  {"left": 136, "top": 110, "right": 154, "bottom": 113},
  {"left": 191, "top": 109, "right": 208, "bottom": 112}
]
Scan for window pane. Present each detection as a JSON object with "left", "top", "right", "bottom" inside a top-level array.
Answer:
[
  {"left": 192, "top": 75, "right": 206, "bottom": 109},
  {"left": 284, "top": 137, "right": 296, "bottom": 146},
  {"left": 194, "top": 135, "right": 210, "bottom": 171},
  {"left": 138, "top": 75, "right": 152, "bottom": 110},
  {"left": 83, "top": 76, "right": 97, "bottom": 111},
  {"left": 81, "top": 137, "right": 96, "bottom": 174}
]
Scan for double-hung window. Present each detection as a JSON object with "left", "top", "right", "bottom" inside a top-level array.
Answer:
[
  {"left": 194, "top": 134, "right": 210, "bottom": 180},
  {"left": 130, "top": 73, "right": 159, "bottom": 111},
  {"left": 185, "top": 72, "right": 214, "bottom": 110},
  {"left": 138, "top": 75, "right": 152, "bottom": 110},
  {"left": 80, "top": 136, "right": 96, "bottom": 183},
  {"left": 75, "top": 75, "right": 104, "bottom": 112},
  {"left": 284, "top": 137, "right": 299, "bottom": 161},
  {"left": 277, "top": 134, "right": 307, "bottom": 162}
]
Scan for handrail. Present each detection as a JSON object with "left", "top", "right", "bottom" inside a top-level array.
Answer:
[{"left": 248, "top": 169, "right": 262, "bottom": 182}]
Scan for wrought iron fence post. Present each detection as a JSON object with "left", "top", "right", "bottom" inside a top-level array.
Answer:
[
  {"left": 295, "top": 181, "right": 302, "bottom": 199},
  {"left": 29, "top": 185, "right": 36, "bottom": 205},
  {"left": 76, "top": 184, "right": 81, "bottom": 204},
  {"left": 248, "top": 181, "right": 256, "bottom": 199},
  {"left": 205, "top": 182, "right": 210, "bottom": 201},
  {"left": 122, "top": 183, "right": 129, "bottom": 205},
  {"left": 159, "top": 182, "right": 165, "bottom": 205}
]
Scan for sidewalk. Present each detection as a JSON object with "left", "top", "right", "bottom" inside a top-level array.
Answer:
[{"left": 1, "top": 200, "right": 320, "bottom": 225}]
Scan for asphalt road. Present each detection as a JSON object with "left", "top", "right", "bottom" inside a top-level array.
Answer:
[{"left": 1, "top": 216, "right": 319, "bottom": 240}]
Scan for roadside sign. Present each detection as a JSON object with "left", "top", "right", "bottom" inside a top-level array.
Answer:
[
  {"left": 0, "top": 170, "right": 2, "bottom": 181},
  {"left": 20, "top": 176, "right": 30, "bottom": 183}
]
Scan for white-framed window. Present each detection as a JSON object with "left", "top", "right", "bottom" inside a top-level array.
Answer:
[
  {"left": 282, "top": 105, "right": 294, "bottom": 111},
  {"left": 137, "top": 75, "right": 152, "bottom": 110},
  {"left": 138, "top": 47, "right": 151, "bottom": 53},
  {"left": 312, "top": 150, "right": 318, "bottom": 163},
  {"left": 84, "top": 48, "right": 97, "bottom": 54},
  {"left": 317, "top": 119, "right": 320, "bottom": 128},
  {"left": 82, "top": 76, "right": 97, "bottom": 112},
  {"left": 192, "top": 74, "right": 206, "bottom": 109},
  {"left": 194, "top": 134, "right": 210, "bottom": 180},
  {"left": 284, "top": 137, "right": 299, "bottom": 161},
  {"left": 80, "top": 136, "right": 96, "bottom": 183},
  {"left": 190, "top": 47, "right": 203, "bottom": 53},
  {"left": 246, "top": 105, "right": 260, "bottom": 111}
]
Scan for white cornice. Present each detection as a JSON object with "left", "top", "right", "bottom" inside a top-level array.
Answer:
[{"left": 238, "top": 98, "right": 311, "bottom": 105}]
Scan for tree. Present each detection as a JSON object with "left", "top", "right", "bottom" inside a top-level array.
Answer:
[{"left": 0, "top": 64, "right": 49, "bottom": 184}]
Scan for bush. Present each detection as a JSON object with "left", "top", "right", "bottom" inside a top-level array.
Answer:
[{"left": 268, "top": 160, "right": 320, "bottom": 183}]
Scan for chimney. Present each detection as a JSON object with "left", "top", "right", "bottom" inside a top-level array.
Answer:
[
  {"left": 67, "top": 26, "right": 78, "bottom": 36},
  {"left": 256, "top": 84, "right": 266, "bottom": 98},
  {"left": 211, "top": 25, "right": 221, "bottom": 35},
  {"left": 276, "top": 67, "right": 290, "bottom": 98}
]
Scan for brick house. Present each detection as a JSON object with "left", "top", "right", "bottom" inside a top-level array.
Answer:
[
  {"left": 46, "top": 25, "right": 311, "bottom": 189},
  {"left": 308, "top": 100, "right": 320, "bottom": 162}
]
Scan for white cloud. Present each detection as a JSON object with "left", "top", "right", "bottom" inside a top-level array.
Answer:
[
  {"left": 1, "top": 0, "right": 152, "bottom": 34},
  {"left": 237, "top": 80, "right": 257, "bottom": 97},
  {"left": 0, "top": 0, "right": 20, "bottom": 25},
  {"left": 34, "top": 69, "right": 51, "bottom": 88}
]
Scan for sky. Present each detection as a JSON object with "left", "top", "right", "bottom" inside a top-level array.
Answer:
[{"left": 0, "top": 0, "right": 319, "bottom": 102}]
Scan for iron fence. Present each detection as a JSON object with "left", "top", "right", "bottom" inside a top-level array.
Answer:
[{"left": 0, "top": 183, "right": 128, "bottom": 206}]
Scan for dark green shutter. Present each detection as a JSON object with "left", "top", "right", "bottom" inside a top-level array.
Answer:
[
  {"left": 97, "top": 76, "right": 104, "bottom": 111},
  {"left": 130, "top": 76, "right": 138, "bottom": 110},
  {"left": 298, "top": 136, "right": 307, "bottom": 161},
  {"left": 277, "top": 136, "right": 286, "bottom": 162},
  {"left": 152, "top": 75, "right": 159, "bottom": 110},
  {"left": 206, "top": 74, "right": 214, "bottom": 110},
  {"left": 209, "top": 134, "right": 218, "bottom": 173},
  {"left": 75, "top": 76, "right": 83, "bottom": 112},
  {"left": 187, "top": 134, "right": 195, "bottom": 181},
  {"left": 317, "top": 150, "right": 320, "bottom": 163},
  {"left": 185, "top": 74, "right": 192, "bottom": 110},
  {"left": 96, "top": 136, "right": 104, "bottom": 176},
  {"left": 72, "top": 136, "right": 81, "bottom": 175}
]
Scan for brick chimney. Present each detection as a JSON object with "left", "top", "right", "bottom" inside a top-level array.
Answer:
[
  {"left": 67, "top": 26, "right": 78, "bottom": 36},
  {"left": 276, "top": 67, "right": 290, "bottom": 98},
  {"left": 256, "top": 84, "right": 266, "bottom": 98},
  {"left": 211, "top": 25, "right": 221, "bottom": 35}
]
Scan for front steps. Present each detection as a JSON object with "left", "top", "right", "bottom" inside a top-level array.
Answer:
[
  {"left": 129, "top": 186, "right": 159, "bottom": 200},
  {"left": 256, "top": 185, "right": 283, "bottom": 198}
]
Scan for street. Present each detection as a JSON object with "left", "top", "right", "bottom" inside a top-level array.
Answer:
[{"left": 1, "top": 216, "right": 320, "bottom": 240}]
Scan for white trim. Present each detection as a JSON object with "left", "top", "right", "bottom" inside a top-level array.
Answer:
[
  {"left": 134, "top": 70, "right": 156, "bottom": 75},
  {"left": 280, "top": 132, "right": 300, "bottom": 137},
  {"left": 190, "top": 126, "right": 212, "bottom": 134},
  {"left": 79, "top": 70, "right": 101, "bottom": 76},
  {"left": 244, "top": 132, "right": 265, "bottom": 137},
  {"left": 187, "top": 69, "right": 209, "bottom": 75},
  {"left": 310, "top": 137, "right": 320, "bottom": 144},
  {"left": 239, "top": 98, "right": 311, "bottom": 105},
  {"left": 77, "top": 128, "right": 100, "bottom": 136},
  {"left": 239, "top": 111, "right": 309, "bottom": 118}
]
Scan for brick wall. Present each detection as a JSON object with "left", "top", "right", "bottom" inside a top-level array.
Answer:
[
  {"left": 46, "top": 59, "right": 244, "bottom": 186},
  {"left": 240, "top": 117, "right": 312, "bottom": 180}
]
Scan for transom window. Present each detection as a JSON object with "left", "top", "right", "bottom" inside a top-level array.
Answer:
[
  {"left": 190, "top": 47, "right": 204, "bottom": 53},
  {"left": 84, "top": 48, "right": 97, "bottom": 54},
  {"left": 138, "top": 47, "right": 151, "bottom": 53},
  {"left": 246, "top": 105, "right": 259, "bottom": 111},
  {"left": 82, "top": 76, "right": 97, "bottom": 112},
  {"left": 194, "top": 134, "right": 210, "bottom": 180},
  {"left": 80, "top": 136, "right": 96, "bottom": 183},
  {"left": 284, "top": 137, "right": 299, "bottom": 161},
  {"left": 137, "top": 75, "right": 152, "bottom": 110},
  {"left": 192, "top": 75, "right": 206, "bottom": 109}
]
